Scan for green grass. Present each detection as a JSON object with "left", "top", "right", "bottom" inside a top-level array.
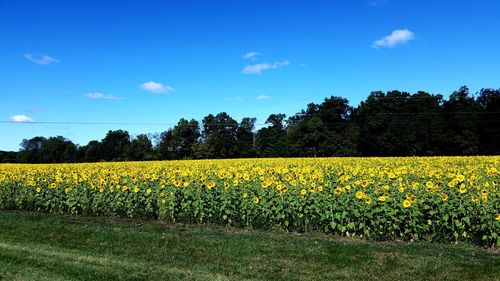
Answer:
[{"left": 0, "top": 211, "right": 498, "bottom": 281}]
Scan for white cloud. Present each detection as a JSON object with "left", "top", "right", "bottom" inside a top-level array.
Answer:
[
  {"left": 256, "top": 95, "right": 269, "bottom": 100},
  {"left": 24, "top": 53, "right": 60, "bottom": 65},
  {"left": 84, "top": 92, "right": 121, "bottom": 100},
  {"left": 242, "top": 60, "right": 290, "bottom": 75},
  {"left": 372, "top": 29, "right": 415, "bottom": 48},
  {"left": 10, "top": 115, "right": 34, "bottom": 123},
  {"left": 140, "top": 81, "right": 175, "bottom": 93},
  {"left": 243, "top": 51, "right": 261, "bottom": 61}
]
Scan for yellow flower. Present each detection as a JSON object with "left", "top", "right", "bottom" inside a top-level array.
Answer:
[
  {"left": 36, "top": 187, "right": 41, "bottom": 193},
  {"left": 207, "top": 181, "right": 216, "bottom": 189},
  {"left": 495, "top": 214, "right": 500, "bottom": 221},
  {"left": 441, "top": 194, "right": 448, "bottom": 201},
  {"left": 355, "top": 191, "right": 364, "bottom": 199},
  {"left": 403, "top": 200, "right": 412, "bottom": 208},
  {"left": 134, "top": 186, "right": 139, "bottom": 193},
  {"left": 378, "top": 195, "right": 386, "bottom": 202},
  {"left": 162, "top": 199, "right": 166, "bottom": 204},
  {"left": 300, "top": 189, "right": 307, "bottom": 196},
  {"left": 146, "top": 188, "right": 152, "bottom": 194},
  {"left": 361, "top": 180, "right": 369, "bottom": 188},
  {"left": 334, "top": 187, "right": 343, "bottom": 195},
  {"left": 243, "top": 192, "right": 248, "bottom": 198},
  {"left": 364, "top": 197, "right": 372, "bottom": 205},
  {"left": 253, "top": 197, "right": 259, "bottom": 204},
  {"left": 406, "top": 193, "right": 416, "bottom": 202}
]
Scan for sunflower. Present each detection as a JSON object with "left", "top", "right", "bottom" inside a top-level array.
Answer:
[
  {"left": 355, "top": 191, "right": 365, "bottom": 199},
  {"left": 403, "top": 200, "right": 412, "bottom": 208},
  {"left": 253, "top": 197, "right": 259, "bottom": 204}
]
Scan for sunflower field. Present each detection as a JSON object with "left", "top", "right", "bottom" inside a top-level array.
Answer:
[{"left": 0, "top": 157, "right": 499, "bottom": 246}]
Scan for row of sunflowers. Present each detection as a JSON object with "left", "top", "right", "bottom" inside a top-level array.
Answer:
[{"left": 0, "top": 156, "right": 498, "bottom": 246}]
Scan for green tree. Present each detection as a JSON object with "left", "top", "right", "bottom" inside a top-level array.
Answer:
[
  {"left": 19, "top": 136, "right": 46, "bottom": 163},
  {"left": 202, "top": 112, "right": 239, "bottom": 158},
  {"left": 82, "top": 140, "right": 103, "bottom": 162},
  {"left": 126, "top": 134, "right": 153, "bottom": 161},
  {"left": 442, "top": 86, "right": 480, "bottom": 155},
  {"left": 477, "top": 88, "right": 500, "bottom": 155},
  {"left": 236, "top": 117, "right": 257, "bottom": 158},
  {"left": 172, "top": 118, "right": 200, "bottom": 159},
  {"left": 286, "top": 96, "right": 358, "bottom": 157},
  {"left": 255, "top": 114, "right": 288, "bottom": 157},
  {"left": 100, "top": 130, "right": 130, "bottom": 161},
  {"left": 157, "top": 129, "right": 175, "bottom": 160},
  {"left": 40, "top": 136, "right": 76, "bottom": 163}
]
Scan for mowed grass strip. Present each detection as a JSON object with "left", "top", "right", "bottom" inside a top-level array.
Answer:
[{"left": 0, "top": 211, "right": 498, "bottom": 281}]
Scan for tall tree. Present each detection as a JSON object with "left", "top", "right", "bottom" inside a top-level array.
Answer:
[
  {"left": 157, "top": 129, "right": 175, "bottom": 160},
  {"left": 442, "top": 86, "right": 480, "bottom": 155},
  {"left": 172, "top": 118, "right": 200, "bottom": 159},
  {"left": 40, "top": 136, "right": 77, "bottom": 163},
  {"left": 236, "top": 117, "right": 257, "bottom": 158},
  {"left": 82, "top": 140, "right": 103, "bottom": 162},
  {"left": 100, "top": 130, "right": 130, "bottom": 161},
  {"left": 19, "top": 136, "right": 46, "bottom": 163},
  {"left": 256, "top": 114, "right": 289, "bottom": 157},
  {"left": 477, "top": 88, "right": 500, "bottom": 155},
  {"left": 126, "top": 134, "right": 153, "bottom": 161},
  {"left": 287, "top": 96, "right": 358, "bottom": 157},
  {"left": 353, "top": 90, "right": 416, "bottom": 156},
  {"left": 202, "top": 112, "right": 239, "bottom": 158}
]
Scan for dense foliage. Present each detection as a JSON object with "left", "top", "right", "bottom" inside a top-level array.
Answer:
[
  {"left": 1, "top": 86, "right": 499, "bottom": 163},
  {"left": 0, "top": 157, "right": 498, "bottom": 246}
]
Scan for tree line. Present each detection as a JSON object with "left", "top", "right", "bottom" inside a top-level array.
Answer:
[{"left": 1, "top": 86, "right": 499, "bottom": 163}]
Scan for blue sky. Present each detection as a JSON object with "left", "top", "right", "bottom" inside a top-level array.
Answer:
[{"left": 1, "top": 0, "right": 499, "bottom": 151}]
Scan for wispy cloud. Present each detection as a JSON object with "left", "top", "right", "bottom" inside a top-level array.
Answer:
[
  {"left": 84, "top": 92, "right": 121, "bottom": 100},
  {"left": 10, "top": 114, "right": 34, "bottom": 123},
  {"left": 23, "top": 53, "right": 60, "bottom": 65},
  {"left": 372, "top": 29, "right": 415, "bottom": 48},
  {"left": 243, "top": 51, "right": 261, "bottom": 61},
  {"left": 242, "top": 60, "right": 290, "bottom": 75},
  {"left": 140, "top": 81, "right": 175, "bottom": 94},
  {"left": 256, "top": 95, "right": 269, "bottom": 100}
]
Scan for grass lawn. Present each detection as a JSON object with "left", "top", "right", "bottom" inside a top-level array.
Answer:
[{"left": 0, "top": 211, "right": 498, "bottom": 281}]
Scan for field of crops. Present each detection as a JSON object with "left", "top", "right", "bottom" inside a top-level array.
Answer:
[{"left": 0, "top": 157, "right": 499, "bottom": 246}]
